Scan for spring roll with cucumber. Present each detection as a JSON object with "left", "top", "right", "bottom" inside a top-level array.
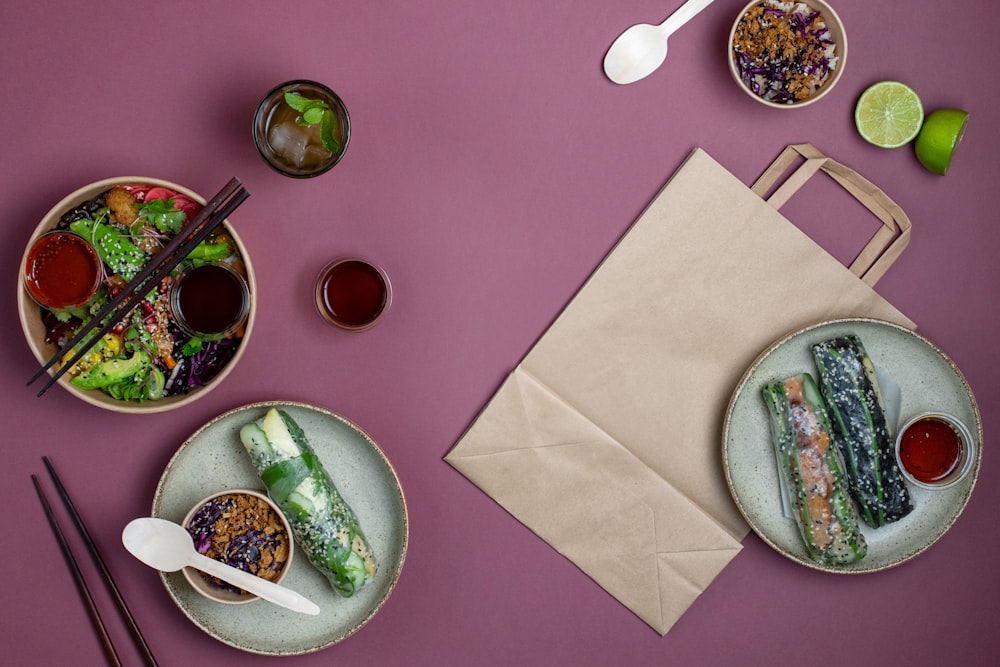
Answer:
[
  {"left": 812, "top": 335, "right": 912, "bottom": 527},
  {"left": 763, "top": 374, "right": 867, "bottom": 565},
  {"left": 239, "top": 408, "right": 376, "bottom": 596}
]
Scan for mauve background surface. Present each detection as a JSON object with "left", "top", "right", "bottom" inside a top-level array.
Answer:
[{"left": 2, "top": 1, "right": 997, "bottom": 665}]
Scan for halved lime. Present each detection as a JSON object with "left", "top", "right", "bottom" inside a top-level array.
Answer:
[
  {"left": 855, "top": 81, "right": 924, "bottom": 149},
  {"left": 915, "top": 109, "right": 969, "bottom": 175}
]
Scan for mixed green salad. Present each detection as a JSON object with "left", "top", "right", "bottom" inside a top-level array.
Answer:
[{"left": 40, "top": 183, "right": 247, "bottom": 402}]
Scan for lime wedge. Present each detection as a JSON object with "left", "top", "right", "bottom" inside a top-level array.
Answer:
[
  {"left": 855, "top": 81, "right": 924, "bottom": 148},
  {"left": 914, "top": 109, "right": 969, "bottom": 175}
]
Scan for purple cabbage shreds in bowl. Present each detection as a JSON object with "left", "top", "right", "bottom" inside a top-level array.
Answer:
[
  {"left": 183, "top": 491, "right": 293, "bottom": 601},
  {"left": 730, "top": 0, "right": 845, "bottom": 107},
  {"left": 186, "top": 496, "right": 226, "bottom": 553},
  {"left": 164, "top": 326, "right": 239, "bottom": 395}
]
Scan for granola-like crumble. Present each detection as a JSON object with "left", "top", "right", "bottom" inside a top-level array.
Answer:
[
  {"left": 186, "top": 492, "right": 290, "bottom": 594},
  {"left": 732, "top": 1, "right": 838, "bottom": 104}
]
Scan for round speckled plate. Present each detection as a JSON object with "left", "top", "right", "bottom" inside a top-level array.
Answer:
[
  {"left": 152, "top": 401, "right": 408, "bottom": 654},
  {"left": 723, "top": 319, "right": 981, "bottom": 573}
]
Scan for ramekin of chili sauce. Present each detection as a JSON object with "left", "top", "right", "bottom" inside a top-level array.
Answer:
[
  {"left": 895, "top": 412, "right": 976, "bottom": 489},
  {"left": 23, "top": 231, "right": 103, "bottom": 310}
]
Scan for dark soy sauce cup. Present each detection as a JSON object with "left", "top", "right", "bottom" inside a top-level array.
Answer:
[
  {"left": 170, "top": 263, "right": 250, "bottom": 340},
  {"left": 314, "top": 258, "right": 391, "bottom": 331}
]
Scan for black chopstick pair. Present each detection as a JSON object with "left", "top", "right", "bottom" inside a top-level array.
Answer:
[
  {"left": 27, "top": 177, "right": 249, "bottom": 397},
  {"left": 33, "top": 457, "right": 157, "bottom": 667}
]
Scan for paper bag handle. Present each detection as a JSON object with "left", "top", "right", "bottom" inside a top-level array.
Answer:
[{"left": 750, "top": 144, "right": 911, "bottom": 286}]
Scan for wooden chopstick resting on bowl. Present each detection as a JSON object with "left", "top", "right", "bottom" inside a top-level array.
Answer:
[
  {"left": 27, "top": 177, "right": 249, "bottom": 398},
  {"left": 43, "top": 456, "right": 158, "bottom": 666}
]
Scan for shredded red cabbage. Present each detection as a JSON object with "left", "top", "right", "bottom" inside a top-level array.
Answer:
[
  {"left": 185, "top": 496, "right": 285, "bottom": 594},
  {"left": 732, "top": 1, "right": 838, "bottom": 104},
  {"left": 165, "top": 324, "right": 239, "bottom": 394}
]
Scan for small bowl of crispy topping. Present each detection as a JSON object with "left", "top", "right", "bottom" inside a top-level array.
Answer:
[
  {"left": 181, "top": 489, "right": 293, "bottom": 605},
  {"left": 729, "top": 0, "right": 847, "bottom": 108}
]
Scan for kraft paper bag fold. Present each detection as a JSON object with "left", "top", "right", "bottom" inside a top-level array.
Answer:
[{"left": 446, "top": 145, "right": 914, "bottom": 635}]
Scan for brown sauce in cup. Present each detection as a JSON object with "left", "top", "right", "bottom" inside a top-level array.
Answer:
[
  {"left": 316, "top": 259, "right": 389, "bottom": 330},
  {"left": 172, "top": 264, "right": 249, "bottom": 337}
]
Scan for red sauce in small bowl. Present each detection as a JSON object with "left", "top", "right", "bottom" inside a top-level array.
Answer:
[
  {"left": 898, "top": 416, "right": 963, "bottom": 484},
  {"left": 24, "top": 232, "right": 103, "bottom": 309}
]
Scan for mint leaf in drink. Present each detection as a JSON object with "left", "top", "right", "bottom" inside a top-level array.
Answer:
[
  {"left": 302, "top": 106, "right": 325, "bottom": 125},
  {"left": 292, "top": 101, "right": 325, "bottom": 126},
  {"left": 320, "top": 109, "right": 341, "bottom": 154},
  {"left": 285, "top": 93, "right": 328, "bottom": 125},
  {"left": 283, "top": 92, "right": 314, "bottom": 113},
  {"left": 283, "top": 92, "right": 341, "bottom": 154},
  {"left": 285, "top": 93, "right": 340, "bottom": 154}
]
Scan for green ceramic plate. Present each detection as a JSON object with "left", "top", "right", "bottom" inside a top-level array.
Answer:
[
  {"left": 152, "top": 401, "right": 408, "bottom": 654},
  {"left": 723, "top": 318, "right": 981, "bottom": 573}
]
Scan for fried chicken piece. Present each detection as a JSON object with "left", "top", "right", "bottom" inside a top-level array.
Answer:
[{"left": 106, "top": 186, "right": 139, "bottom": 227}]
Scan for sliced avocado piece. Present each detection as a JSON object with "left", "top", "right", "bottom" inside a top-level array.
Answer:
[{"left": 70, "top": 351, "right": 150, "bottom": 390}]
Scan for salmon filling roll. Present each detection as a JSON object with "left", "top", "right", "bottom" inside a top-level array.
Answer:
[{"left": 763, "top": 373, "right": 867, "bottom": 565}]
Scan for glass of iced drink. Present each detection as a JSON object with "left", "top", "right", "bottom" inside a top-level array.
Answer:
[{"left": 253, "top": 80, "right": 351, "bottom": 177}]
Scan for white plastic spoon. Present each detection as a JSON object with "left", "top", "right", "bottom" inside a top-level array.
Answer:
[
  {"left": 122, "top": 517, "right": 320, "bottom": 616},
  {"left": 603, "top": 0, "right": 716, "bottom": 85}
]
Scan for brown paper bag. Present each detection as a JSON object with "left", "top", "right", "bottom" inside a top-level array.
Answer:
[{"left": 445, "top": 144, "right": 914, "bottom": 635}]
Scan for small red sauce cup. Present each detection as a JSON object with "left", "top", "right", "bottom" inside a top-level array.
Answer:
[
  {"left": 23, "top": 231, "right": 103, "bottom": 310},
  {"left": 895, "top": 412, "right": 976, "bottom": 489}
]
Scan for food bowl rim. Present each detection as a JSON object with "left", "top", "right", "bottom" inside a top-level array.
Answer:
[{"left": 17, "top": 176, "right": 257, "bottom": 414}]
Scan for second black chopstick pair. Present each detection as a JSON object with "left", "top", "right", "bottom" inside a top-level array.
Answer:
[
  {"left": 27, "top": 178, "right": 249, "bottom": 397},
  {"left": 33, "top": 456, "right": 157, "bottom": 666}
]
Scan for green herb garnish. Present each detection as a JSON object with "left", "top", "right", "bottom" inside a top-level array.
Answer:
[
  {"left": 283, "top": 92, "right": 341, "bottom": 154},
  {"left": 138, "top": 198, "right": 187, "bottom": 234},
  {"left": 181, "top": 336, "right": 204, "bottom": 357}
]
